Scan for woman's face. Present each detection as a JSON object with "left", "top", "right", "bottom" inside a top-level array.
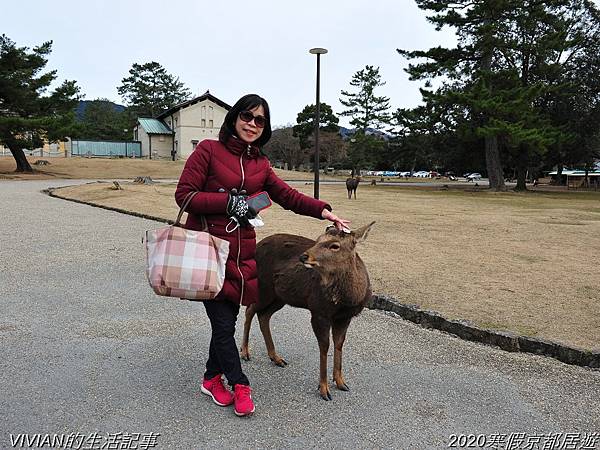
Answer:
[{"left": 235, "top": 105, "right": 265, "bottom": 144}]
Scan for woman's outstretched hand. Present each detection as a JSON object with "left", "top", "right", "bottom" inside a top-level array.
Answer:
[{"left": 321, "top": 209, "right": 351, "bottom": 233}]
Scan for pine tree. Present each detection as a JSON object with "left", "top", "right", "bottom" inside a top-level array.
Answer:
[
  {"left": 0, "top": 35, "right": 80, "bottom": 172},
  {"left": 293, "top": 102, "right": 339, "bottom": 150},
  {"left": 339, "top": 65, "right": 391, "bottom": 174},
  {"left": 117, "top": 61, "right": 191, "bottom": 118},
  {"left": 339, "top": 65, "right": 391, "bottom": 132},
  {"left": 398, "top": 0, "right": 596, "bottom": 190},
  {"left": 539, "top": 1, "right": 600, "bottom": 184}
]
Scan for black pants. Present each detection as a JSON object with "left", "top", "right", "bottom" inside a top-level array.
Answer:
[{"left": 203, "top": 299, "right": 250, "bottom": 387}]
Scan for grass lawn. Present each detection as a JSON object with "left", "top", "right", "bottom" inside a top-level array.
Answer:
[
  {"left": 0, "top": 156, "right": 340, "bottom": 181},
  {"left": 47, "top": 173, "right": 600, "bottom": 351}
]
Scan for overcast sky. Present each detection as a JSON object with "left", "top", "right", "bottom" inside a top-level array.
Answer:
[{"left": 3, "top": 1, "right": 598, "bottom": 129}]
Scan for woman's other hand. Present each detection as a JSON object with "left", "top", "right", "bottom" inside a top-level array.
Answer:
[{"left": 321, "top": 209, "right": 351, "bottom": 233}]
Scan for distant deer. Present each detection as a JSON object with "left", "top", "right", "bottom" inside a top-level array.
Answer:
[
  {"left": 240, "top": 222, "right": 375, "bottom": 401},
  {"left": 346, "top": 177, "right": 360, "bottom": 199}
]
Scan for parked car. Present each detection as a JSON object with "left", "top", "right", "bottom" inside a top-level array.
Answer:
[
  {"left": 413, "top": 170, "right": 430, "bottom": 178},
  {"left": 466, "top": 172, "right": 482, "bottom": 181}
]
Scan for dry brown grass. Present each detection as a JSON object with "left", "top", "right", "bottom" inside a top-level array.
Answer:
[
  {"left": 52, "top": 180, "right": 600, "bottom": 351},
  {"left": 0, "top": 156, "right": 339, "bottom": 181}
]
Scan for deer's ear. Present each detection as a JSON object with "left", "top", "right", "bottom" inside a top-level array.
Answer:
[{"left": 353, "top": 221, "right": 375, "bottom": 243}]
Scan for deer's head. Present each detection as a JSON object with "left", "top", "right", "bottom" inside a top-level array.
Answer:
[{"left": 299, "top": 222, "right": 375, "bottom": 275}]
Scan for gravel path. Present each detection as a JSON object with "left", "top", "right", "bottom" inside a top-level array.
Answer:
[{"left": 1, "top": 180, "right": 599, "bottom": 450}]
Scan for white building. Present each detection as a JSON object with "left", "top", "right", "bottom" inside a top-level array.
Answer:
[{"left": 133, "top": 91, "right": 231, "bottom": 160}]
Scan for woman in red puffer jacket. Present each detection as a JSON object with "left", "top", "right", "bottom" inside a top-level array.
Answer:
[{"left": 175, "top": 94, "right": 349, "bottom": 417}]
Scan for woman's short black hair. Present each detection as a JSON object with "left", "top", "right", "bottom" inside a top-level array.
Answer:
[{"left": 219, "top": 94, "right": 272, "bottom": 147}]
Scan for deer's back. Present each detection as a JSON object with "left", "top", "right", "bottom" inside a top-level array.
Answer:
[
  {"left": 346, "top": 178, "right": 358, "bottom": 189},
  {"left": 256, "top": 234, "right": 319, "bottom": 310}
]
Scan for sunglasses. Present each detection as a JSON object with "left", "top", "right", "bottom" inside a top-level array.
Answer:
[{"left": 239, "top": 110, "right": 267, "bottom": 128}]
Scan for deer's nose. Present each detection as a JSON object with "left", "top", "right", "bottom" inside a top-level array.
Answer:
[{"left": 299, "top": 253, "right": 308, "bottom": 263}]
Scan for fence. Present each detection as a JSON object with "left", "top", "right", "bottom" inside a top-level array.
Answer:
[
  {"left": 0, "top": 147, "right": 64, "bottom": 158},
  {"left": 70, "top": 140, "right": 142, "bottom": 158}
]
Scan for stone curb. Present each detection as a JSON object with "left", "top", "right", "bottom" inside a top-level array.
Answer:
[
  {"left": 46, "top": 185, "right": 600, "bottom": 370},
  {"left": 45, "top": 186, "right": 176, "bottom": 225},
  {"left": 368, "top": 294, "right": 600, "bottom": 369}
]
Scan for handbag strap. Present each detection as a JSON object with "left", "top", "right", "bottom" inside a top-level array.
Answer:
[{"left": 174, "top": 191, "right": 208, "bottom": 231}]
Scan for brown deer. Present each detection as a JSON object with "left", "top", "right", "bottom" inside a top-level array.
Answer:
[
  {"left": 345, "top": 177, "right": 360, "bottom": 199},
  {"left": 240, "top": 222, "right": 375, "bottom": 401}
]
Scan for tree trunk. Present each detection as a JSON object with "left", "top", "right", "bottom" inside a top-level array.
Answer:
[
  {"left": 555, "top": 163, "right": 563, "bottom": 185},
  {"left": 9, "top": 147, "right": 33, "bottom": 173},
  {"left": 480, "top": 33, "right": 505, "bottom": 192},
  {"left": 484, "top": 135, "right": 506, "bottom": 191},
  {"left": 514, "top": 146, "right": 528, "bottom": 191}
]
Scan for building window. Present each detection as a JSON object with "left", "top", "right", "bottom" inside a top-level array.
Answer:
[
  {"left": 209, "top": 120, "right": 213, "bottom": 128},
  {"left": 201, "top": 119, "right": 206, "bottom": 127},
  {"left": 191, "top": 139, "right": 199, "bottom": 150}
]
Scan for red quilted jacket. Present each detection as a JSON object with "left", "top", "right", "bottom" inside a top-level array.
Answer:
[{"left": 175, "top": 136, "right": 331, "bottom": 306}]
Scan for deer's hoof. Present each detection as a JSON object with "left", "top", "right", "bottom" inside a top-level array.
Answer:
[
  {"left": 270, "top": 356, "right": 288, "bottom": 367},
  {"left": 239, "top": 347, "right": 250, "bottom": 361},
  {"left": 337, "top": 383, "right": 350, "bottom": 392},
  {"left": 319, "top": 390, "right": 332, "bottom": 401}
]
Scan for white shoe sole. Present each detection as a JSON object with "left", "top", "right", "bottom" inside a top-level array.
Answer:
[
  {"left": 234, "top": 405, "right": 255, "bottom": 417},
  {"left": 201, "top": 385, "right": 232, "bottom": 407}
]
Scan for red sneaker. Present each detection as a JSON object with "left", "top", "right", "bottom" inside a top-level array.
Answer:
[
  {"left": 201, "top": 375, "right": 234, "bottom": 407},
  {"left": 234, "top": 384, "right": 255, "bottom": 416}
]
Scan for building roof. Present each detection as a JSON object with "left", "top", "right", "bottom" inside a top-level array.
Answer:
[
  {"left": 156, "top": 91, "right": 231, "bottom": 119},
  {"left": 137, "top": 118, "right": 173, "bottom": 135}
]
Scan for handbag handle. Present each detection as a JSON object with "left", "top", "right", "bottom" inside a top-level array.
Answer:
[{"left": 174, "top": 191, "right": 208, "bottom": 231}]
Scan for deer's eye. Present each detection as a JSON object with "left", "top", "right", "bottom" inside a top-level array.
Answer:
[{"left": 329, "top": 243, "right": 341, "bottom": 251}]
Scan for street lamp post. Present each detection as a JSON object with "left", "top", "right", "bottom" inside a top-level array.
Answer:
[{"left": 309, "top": 47, "right": 328, "bottom": 199}]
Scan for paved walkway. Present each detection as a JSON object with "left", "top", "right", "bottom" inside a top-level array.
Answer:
[{"left": 1, "top": 180, "right": 599, "bottom": 450}]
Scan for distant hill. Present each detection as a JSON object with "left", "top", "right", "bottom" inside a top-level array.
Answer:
[
  {"left": 75, "top": 100, "right": 126, "bottom": 121},
  {"left": 339, "top": 126, "right": 391, "bottom": 141}
]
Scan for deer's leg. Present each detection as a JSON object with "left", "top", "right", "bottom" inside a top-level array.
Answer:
[
  {"left": 311, "top": 315, "right": 332, "bottom": 400},
  {"left": 240, "top": 303, "right": 256, "bottom": 361},
  {"left": 332, "top": 317, "right": 352, "bottom": 391},
  {"left": 257, "top": 303, "right": 287, "bottom": 367}
]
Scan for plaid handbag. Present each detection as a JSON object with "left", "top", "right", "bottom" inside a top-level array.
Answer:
[{"left": 144, "top": 191, "right": 230, "bottom": 300}]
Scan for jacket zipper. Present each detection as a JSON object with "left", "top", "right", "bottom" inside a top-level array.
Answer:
[{"left": 236, "top": 151, "right": 246, "bottom": 304}]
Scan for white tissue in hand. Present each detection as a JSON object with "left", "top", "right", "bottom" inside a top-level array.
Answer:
[{"left": 249, "top": 215, "right": 264, "bottom": 228}]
